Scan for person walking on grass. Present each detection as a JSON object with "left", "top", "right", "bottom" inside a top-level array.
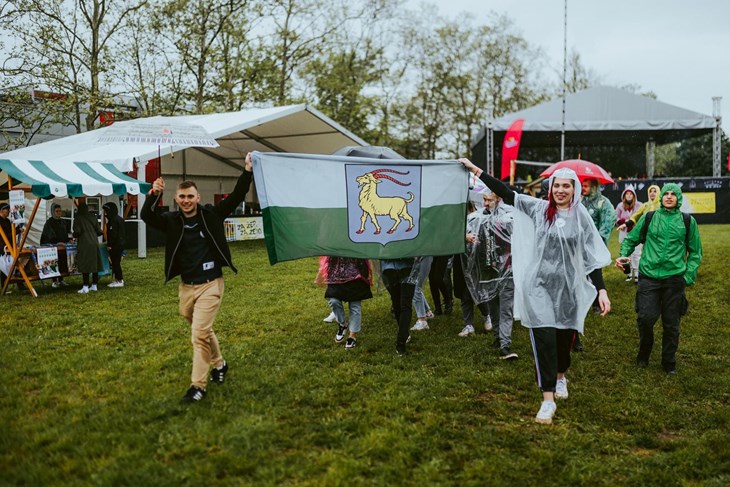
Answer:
[
  {"left": 102, "top": 202, "right": 126, "bottom": 288},
  {"left": 614, "top": 188, "right": 641, "bottom": 283},
  {"left": 455, "top": 200, "right": 493, "bottom": 338},
  {"left": 381, "top": 258, "right": 417, "bottom": 356},
  {"left": 410, "top": 256, "right": 434, "bottom": 331},
  {"left": 618, "top": 184, "right": 661, "bottom": 233},
  {"left": 616, "top": 183, "right": 702, "bottom": 375},
  {"left": 429, "top": 255, "right": 453, "bottom": 316},
  {"left": 141, "top": 153, "right": 253, "bottom": 403},
  {"left": 317, "top": 256, "right": 373, "bottom": 349},
  {"left": 460, "top": 159, "right": 611, "bottom": 425},
  {"left": 74, "top": 202, "right": 103, "bottom": 294},
  {"left": 463, "top": 190, "right": 517, "bottom": 360}
]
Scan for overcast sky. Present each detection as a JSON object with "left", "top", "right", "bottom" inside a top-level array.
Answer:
[{"left": 408, "top": 0, "right": 729, "bottom": 120}]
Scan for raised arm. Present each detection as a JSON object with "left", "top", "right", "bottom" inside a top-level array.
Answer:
[
  {"left": 140, "top": 177, "right": 168, "bottom": 231},
  {"left": 458, "top": 158, "right": 515, "bottom": 205},
  {"left": 215, "top": 153, "right": 253, "bottom": 219}
]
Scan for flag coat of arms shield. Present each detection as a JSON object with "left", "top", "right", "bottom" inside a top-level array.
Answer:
[{"left": 346, "top": 164, "right": 421, "bottom": 245}]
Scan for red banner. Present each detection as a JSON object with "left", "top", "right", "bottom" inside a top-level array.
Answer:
[{"left": 501, "top": 119, "right": 524, "bottom": 180}]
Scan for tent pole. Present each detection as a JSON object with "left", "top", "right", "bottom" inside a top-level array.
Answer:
[
  {"left": 713, "top": 97, "right": 722, "bottom": 177},
  {"left": 136, "top": 159, "right": 147, "bottom": 259},
  {"left": 560, "top": 0, "right": 568, "bottom": 160}
]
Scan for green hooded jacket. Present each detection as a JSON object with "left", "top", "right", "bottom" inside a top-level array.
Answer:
[
  {"left": 581, "top": 184, "right": 617, "bottom": 244},
  {"left": 620, "top": 183, "right": 703, "bottom": 285}
]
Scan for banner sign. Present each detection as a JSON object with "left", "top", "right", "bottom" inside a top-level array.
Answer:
[
  {"left": 603, "top": 177, "right": 730, "bottom": 224},
  {"left": 36, "top": 246, "right": 61, "bottom": 279},
  {"left": 9, "top": 189, "right": 26, "bottom": 226},
  {"left": 224, "top": 217, "right": 264, "bottom": 241}
]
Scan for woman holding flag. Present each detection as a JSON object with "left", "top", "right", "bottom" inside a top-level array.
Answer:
[{"left": 459, "top": 158, "right": 611, "bottom": 425}]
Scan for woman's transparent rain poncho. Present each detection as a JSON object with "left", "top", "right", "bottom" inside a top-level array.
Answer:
[{"left": 510, "top": 168, "right": 611, "bottom": 334}]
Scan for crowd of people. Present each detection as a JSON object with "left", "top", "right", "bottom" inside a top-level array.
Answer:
[{"left": 1, "top": 154, "right": 704, "bottom": 425}]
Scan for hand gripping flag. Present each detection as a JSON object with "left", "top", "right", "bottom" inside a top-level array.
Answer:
[{"left": 252, "top": 152, "right": 468, "bottom": 264}]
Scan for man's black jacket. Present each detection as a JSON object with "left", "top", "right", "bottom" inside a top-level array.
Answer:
[{"left": 141, "top": 171, "right": 252, "bottom": 283}]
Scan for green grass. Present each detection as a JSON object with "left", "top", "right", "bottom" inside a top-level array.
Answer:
[{"left": 1, "top": 225, "right": 728, "bottom": 486}]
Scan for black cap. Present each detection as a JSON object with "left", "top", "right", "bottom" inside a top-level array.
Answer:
[{"left": 0, "top": 203, "right": 9, "bottom": 211}]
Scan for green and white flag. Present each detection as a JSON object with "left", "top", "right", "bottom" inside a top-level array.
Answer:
[{"left": 252, "top": 152, "right": 468, "bottom": 264}]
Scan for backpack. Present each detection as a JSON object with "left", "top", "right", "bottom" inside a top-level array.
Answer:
[{"left": 639, "top": 211, "right": 692, "bottom": 252}]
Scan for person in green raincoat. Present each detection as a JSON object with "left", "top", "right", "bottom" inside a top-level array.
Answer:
[
  {"left": 616, "top": 183, "right": 703, "bottom": 374},
  {"left": 580, "top": 178, "right": 617, "bottom": 244}
]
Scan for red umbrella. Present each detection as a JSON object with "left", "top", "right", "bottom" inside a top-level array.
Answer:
[{"left": 540, "top": 159, "right": 614, "bottom": 184}]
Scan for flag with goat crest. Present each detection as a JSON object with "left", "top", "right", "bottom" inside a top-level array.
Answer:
[{"left": 251, "top": 152, "right": 468, "bottom": 264}]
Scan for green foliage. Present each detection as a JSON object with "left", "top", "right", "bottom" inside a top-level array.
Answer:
[
  {"left": 1, "top": 227, "right": 728, "bottom": 485},
  {"left": 665, "top": 131, "right": 729, "bottom": 177}
]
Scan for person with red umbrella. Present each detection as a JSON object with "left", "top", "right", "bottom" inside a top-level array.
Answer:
[{"left": 460, "top": 158, "right": 612, "bottom": 425}]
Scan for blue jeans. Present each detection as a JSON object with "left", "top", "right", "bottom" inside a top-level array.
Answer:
[
  {"left": 412, "top": 256, "right": 433, "bottom": 317},
  {"left": 328, "top": 298, "right": 362, "bottom": 333}
]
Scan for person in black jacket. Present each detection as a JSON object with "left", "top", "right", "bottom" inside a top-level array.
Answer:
[
  {"left": 0, "top": 203, "right": 13, "bottom": 288},
  {"left": 103, "top": 202, "right": 126, "bottom": 288},
  {"left": 141, "top": 153, "right": 253, "bottom": 403},
  {"left": 41, "top": 203, "right": 71, "bottom": 287}
]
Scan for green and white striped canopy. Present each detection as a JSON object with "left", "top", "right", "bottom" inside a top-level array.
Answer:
[{"left": 0, "top": 159, "right": 150, "bottom": 198}]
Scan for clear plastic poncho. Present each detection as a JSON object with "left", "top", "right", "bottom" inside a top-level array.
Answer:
[
  {"left": 511, "top": 168, "right": 611, "bottom": 334},
  {"left": 462, "top": 201, "right": 514, "bottom": 304}
]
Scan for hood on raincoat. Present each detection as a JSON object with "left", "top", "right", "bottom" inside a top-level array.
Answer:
[
  {"left": 620, "top": 188, "right": 638, "bottom": 209},
  {"left": 103, "top": 202, "right": 118, "bottom": 216},
  {"left": 548, "top": 167, "right": 582, "bottom": 208},
  {"left": 646, "top": 184, "right": 661, "bottom": 203},
  {"left": 659, "top": 183, "right": 683, "bottom": 211},
  {"left": 621, "top": 187, "right": 637, "bottom": 201}
]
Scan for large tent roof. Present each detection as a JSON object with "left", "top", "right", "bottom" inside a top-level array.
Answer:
[
  {"left": 0, "top": 104, "right": 368, "bottom": 197},
  {"left": 474, "top": 86, "right": 717, "bottom": 147}
]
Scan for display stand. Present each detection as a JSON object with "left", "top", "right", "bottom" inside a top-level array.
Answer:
[{"left": 1, "top": 176, "right": 41, "bottom": 296}]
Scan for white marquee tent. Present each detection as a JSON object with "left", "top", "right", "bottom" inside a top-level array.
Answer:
[{"left": 0, "top": 104, "right": 368, "bottom": 255}]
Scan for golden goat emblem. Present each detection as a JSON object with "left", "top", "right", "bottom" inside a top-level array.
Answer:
[{"left": 355, "top": 168, "right": 415, "bottom": 234}]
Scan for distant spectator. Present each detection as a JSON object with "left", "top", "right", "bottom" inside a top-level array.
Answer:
[
  {"left": 73, "top": 202, "right": 103, "bottom": 294},
  {"left": 41, "top": 204, "right": 70, "bottom": 288},
  {"left": 103, "top": 202, "right": 126, "bottom": 288},
  {"left": 614, "top": 188, "right": 641, "bottom": 282}
]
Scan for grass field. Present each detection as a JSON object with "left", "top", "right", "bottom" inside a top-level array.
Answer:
[{"left": 1, "top": 225, "right": 728, "bottom": 486}]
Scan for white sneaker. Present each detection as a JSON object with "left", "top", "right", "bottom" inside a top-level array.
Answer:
[
  {"left": 52, "top": 281, "right": 61, "bottom": 288},
  {"left": 484, "top": 316, "right": 493, "bottom": 331},
  {"left": 555, "top": 377, "right": 569, "bottom": 399},
  {"left": 458, "top": 325, "right": 475, "bottom": 337},
  {"left": 78, "top": 286, "right": 89, "bottom": 294},
  {"left": 535, "top": 400, "right": 557, "bottom": 424},
  {"left": 424, "top": 310, "right": 435, "bottom": 320},
  {"left": 108, "top": 280, "right": 124, "bottom": 288},
  {"left": 89, "top": 284, "right": 98, "bottom": 292},
  {"left": 323, "top": 311, "right": 337, "bottom": 323},
  {"left": 411, "top": 319, "right": 429, "bottom": 331}
]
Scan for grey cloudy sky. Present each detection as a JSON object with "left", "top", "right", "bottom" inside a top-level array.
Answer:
[{"left": 410, "top": 0, "right": 729, "bottom": 120}]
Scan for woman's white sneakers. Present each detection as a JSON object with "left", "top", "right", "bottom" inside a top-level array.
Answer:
[
  {"left": 555, "top": 377, "right": 569, "bottom": 399},
  {"left": 535, "top": 400, "right": 557, "bottom": 424}
]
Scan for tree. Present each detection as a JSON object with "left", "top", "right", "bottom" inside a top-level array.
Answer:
[
  {"left": 665, "top": 131, "right": 729, "bottom": 177},
  {"left": 152, "top": 0, "right": 253, "bottom": 114},
  {"left": 0, "top": 0, "right": 148, "bottom": 132}
]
